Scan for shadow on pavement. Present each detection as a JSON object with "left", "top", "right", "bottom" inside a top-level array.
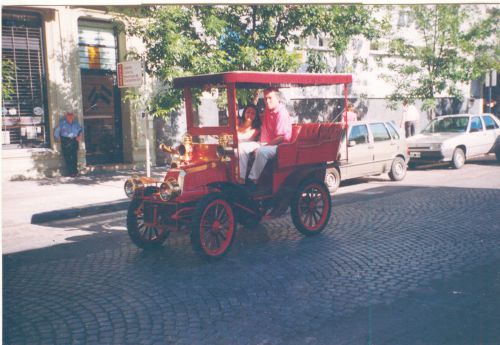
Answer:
[
  {"left": 19, "top": 168, "right": 165, "bottom": 187},
  {"left": 8, "top": 184, "right": 499, "bottom": 267},
  {"left": 408, "top": 155, "right": 499, "bottom": 171}
]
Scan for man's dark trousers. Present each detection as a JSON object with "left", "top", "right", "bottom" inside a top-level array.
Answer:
[
  {"left": 405, "top": 121, "right": 415, "bottom": 138},
  {"left": 61, "top": 136, "right": 79, "bottom": 175}
]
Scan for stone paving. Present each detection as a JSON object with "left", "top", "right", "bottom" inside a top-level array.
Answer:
[{"left": 4, "top": 184, "right": 500, "bottom": 344}]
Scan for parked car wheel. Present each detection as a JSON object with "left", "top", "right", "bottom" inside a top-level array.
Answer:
[
  {"left": 191, "top": 193, "right": 236, "bottom": 260},
  {"left": 496, "top": 150, "right": 500, "bottom": 162},
  {"left": 325, "top": 168, "right": 341, "bottom": 193},
  {"left": 291, "top": 178, "right": 332, "bottom": 236},
  {"left": 388, "top": 157, "right": 407, "bottom": 181},
  {"left": 450, "top": 148, "right": 465, "bottom": 169},
  {"left": 127, "top": 199, "right": 170, "bottom": 249}
]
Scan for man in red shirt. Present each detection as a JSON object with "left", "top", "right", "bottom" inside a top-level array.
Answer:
[{"left": 244, "top": 87, "right": 292, "bottom": 186}]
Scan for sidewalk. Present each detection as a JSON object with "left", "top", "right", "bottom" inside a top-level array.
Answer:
[{"left": 2, "top": 167, "right": 165, "bottom": 254}]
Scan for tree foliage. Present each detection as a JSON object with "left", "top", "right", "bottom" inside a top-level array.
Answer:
[
  {"left": 2, "top": 60, "right": 16, "bottom": 101},
  {"left": 112, "top": 5, "right": 382, "bottom": 117},
  {"left": 382, "top": 5, "right": 499, "bottom": 116}
]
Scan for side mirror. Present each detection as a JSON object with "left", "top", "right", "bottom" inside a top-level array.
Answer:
[
  {"left": 348, "top": 140, "right": 357, "bottom": 147},
  {"left": 469, "top": 128, "right": 479, "bottom": 133}
]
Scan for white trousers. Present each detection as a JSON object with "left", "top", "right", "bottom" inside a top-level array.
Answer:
[
  {"left": 238, "top": 141, "right": 261, "bottom": 180},
  {"left": 248, "top": 145, "right": 277, "bottom": 181}
]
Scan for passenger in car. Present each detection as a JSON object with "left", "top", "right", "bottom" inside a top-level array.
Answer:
[{"left": 237, "top": 105, "right": 261, "bottom": 182}]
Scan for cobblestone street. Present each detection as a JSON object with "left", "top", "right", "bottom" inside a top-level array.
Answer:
[{"left": 4, "top": 159, "right": 500, "bottom": 344}]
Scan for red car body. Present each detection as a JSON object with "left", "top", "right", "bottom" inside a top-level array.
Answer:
[{"left": 125, "top": 71, "right": 352, "bottom": 259}]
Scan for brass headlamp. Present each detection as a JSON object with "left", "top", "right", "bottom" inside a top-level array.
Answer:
[
  {"left": 216, "top": 133, "right": 233, "bottom": 161},
  {"left": 124, "top": 177, "right": 144, "bottom": 198},
  {"left": 178, "top": 133, "right": 193, "bottom": 161},
  {"left": 158, "top": 177, "right": 182, "bottom": 201},
  {"left": 159, "top": 133, "right": 194, "bottom": 166}
]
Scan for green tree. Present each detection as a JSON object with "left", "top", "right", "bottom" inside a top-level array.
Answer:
[
  {"left": 2, "top": 60, "right": 16, "bottom": 101},
  {"left": 113, "top": 5, "right": 383, "bottom": 117},
  {"left": 382, "top": 5, "right": 499, "bottom": 118}
]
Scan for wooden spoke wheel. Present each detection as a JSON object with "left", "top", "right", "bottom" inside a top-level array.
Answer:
[
  {"left": 191, "top": 193, "right": 236, "bottom": 260},
  {"left": 291, "top": 178, "right": 332, "bottom": 236},
  {"left": 127, "top": 199, "right": 169, "bottom": 249}
]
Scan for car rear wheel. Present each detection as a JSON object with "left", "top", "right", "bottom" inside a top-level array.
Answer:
[
  {"left": 127, "top": 199, "right": 170, "bottom": 249},
  {"left": 388, "top": 157, "right": 407, "bottom": 181},
  {"left": 325, "top": 168, "right": 341, "bottom": 193},
  {"left": 291, "top": 178, "right": 332, "bottom": 236},
  {"left": 495, "top": 150, "right": 500, "bottom": 162},
  {"left": 191, "top": 193, "right": 236, "bottom": 260},
  {"left": 450, "top": 148, "right": 465, "bottom": 169}
]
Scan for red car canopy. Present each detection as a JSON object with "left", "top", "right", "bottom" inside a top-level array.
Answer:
[{"left": 173, "top": 71, "right": 352, "bottom": 89}]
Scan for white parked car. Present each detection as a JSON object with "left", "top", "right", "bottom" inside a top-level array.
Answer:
[
  {"left": 407, "top": 114, "right": 500, "bottom": 169},
  {"left": 325, "top": 120, "right": 409, "bottom": 192}
]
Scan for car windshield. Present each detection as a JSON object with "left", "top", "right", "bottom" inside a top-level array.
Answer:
[
  {"left": 422, "top": 116, "right": 469, "bottom": 133},
  {"left": 191, "top": 86, "right": 229, "bottom": 128}
]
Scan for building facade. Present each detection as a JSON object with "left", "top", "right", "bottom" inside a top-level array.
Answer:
[
  {"left": 292, "top": 5, "right": 498, "bottom": 132},
  {"left": 3, "top": 5, "right": 497, "bottom": 177},
  {"left": 2, "top": 6, "right": 154, "bottom": 180}
]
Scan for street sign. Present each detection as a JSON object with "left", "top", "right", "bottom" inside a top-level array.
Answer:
[
  {"left": 485, "top": 70, "right": 497, "bottom": 87},
  {"left": 117, "top": 61, "right": 143, "bottom": 88}
]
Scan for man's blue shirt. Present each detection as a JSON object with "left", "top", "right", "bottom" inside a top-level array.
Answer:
[{"left": 54, "top": 118, "right": 83, "bottom": 139}]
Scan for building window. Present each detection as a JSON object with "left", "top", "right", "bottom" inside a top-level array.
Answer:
[
  {"left": 2, "top": 10, "right": 48, "bottom": 148},
  {"left": 398, "top": 11, "right": 413, "bottom": 28},
  {"left": 78, "top": 21, "right": 117, "bottom": 71}
]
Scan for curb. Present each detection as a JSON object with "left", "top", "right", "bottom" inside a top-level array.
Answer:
[{"left": 31, "top": 199, "right": 130, "bottom": 224}]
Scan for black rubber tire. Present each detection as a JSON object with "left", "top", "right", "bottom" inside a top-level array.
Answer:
[
  {"left": 291, "top": 178, "right": 332, "bottom": 236},
  {"left": 325, "top": 168, "right": 341, "bottom": 193},
  {"left": 191, "top": 193, "right": 236, "bottom": 260},
  {"left": 127, "top": 199, "right": 169, "bottom": 249},
  {"left": 495, "top": 151, "right": 500, "bottom": 162},
  {"left": 450, "top": 148, "right": 465, "bottom": 169},
  {"left": 388, "top": 157, "right": 407, "bottom": 181}
]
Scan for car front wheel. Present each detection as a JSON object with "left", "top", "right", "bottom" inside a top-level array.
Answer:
[
  {"left": 388, "top": 157, "right": 407, "bottom": 181},
  {"left": 127, "top": 199, "right": 170, "bottom": 249},
  {"left": 191, "top": 193, "right": 236, "bottom": 260},
  {"left": 450, "top": 148, "right": 465, "bottom": 169}
]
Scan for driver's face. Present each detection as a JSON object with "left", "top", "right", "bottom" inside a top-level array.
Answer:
[{"left": 264, "top": 91, "right": 279, "bottom": 111}]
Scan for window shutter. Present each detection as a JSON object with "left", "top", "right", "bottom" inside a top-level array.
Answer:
[{"left": 2, "top": 10, "right": 47, "bottom": 147}]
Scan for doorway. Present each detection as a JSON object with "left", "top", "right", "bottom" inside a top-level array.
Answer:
[{"left": 78, "top": 20, "right": 122, "bottom": 165}]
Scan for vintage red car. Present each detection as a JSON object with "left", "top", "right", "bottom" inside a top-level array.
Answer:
[{"left": 124, "top": 71, "right": 352, "bottom": 259}]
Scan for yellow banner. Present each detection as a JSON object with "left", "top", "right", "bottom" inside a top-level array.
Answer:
[{"left": 87, "top": 46, "right": 100, "bottom": 69}]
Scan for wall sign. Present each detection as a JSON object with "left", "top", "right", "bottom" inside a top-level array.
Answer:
[{"left": 117, "top": 61, "right": 143, "bottom": 88}]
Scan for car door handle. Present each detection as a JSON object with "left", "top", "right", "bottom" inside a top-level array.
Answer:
[{"left": 368, "top": 145, "right": 375, "bottom": 149}]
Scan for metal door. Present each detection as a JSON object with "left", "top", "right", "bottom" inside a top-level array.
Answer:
[
  {"left": 344, "top": 124, "right": 375, "bottom": 178},
  {"left": 368, "top": 123, "right": 394, "bottom": 172}
]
